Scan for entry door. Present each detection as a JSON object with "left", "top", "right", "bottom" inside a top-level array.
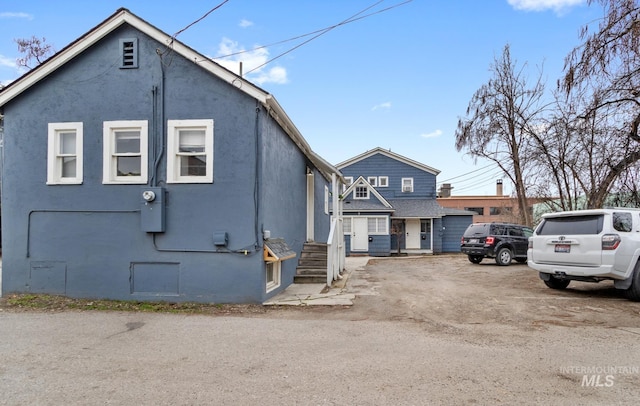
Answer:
[
  {"left": 351, "top": 217, "right": 369, "bottom": 251},
  {"left": 406, "top": 219, "right": 421, "bottom": 249}
]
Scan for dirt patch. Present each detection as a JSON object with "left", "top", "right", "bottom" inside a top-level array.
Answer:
[{"left": 337, "top": 254, "right": 640, "bottom": 333}]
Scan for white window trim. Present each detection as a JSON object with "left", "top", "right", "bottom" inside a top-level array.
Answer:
[
  {"left": 354, "top": 185, "right": 370, "bottom": 200},
  {"left": 47, "top": 122, "right": 83, "bottom": 185},
  {"left": 402, "top": 177, "right": 414, "bottom": 193},
  {"left": 102, "top": 120, "right": 148, "bottom": 184},
  {"left": 343, "top": 217, "right": 353, "bottom": 235},
  {"left": 378, "top": 176, "right": 389, "bottom": 187},
  {"left": 266, "top": 261, "right": 281, "bottom": 293},
  {"left": 367, "top": 176, "right": 377, "bottom": 187},
  {"left": 167, "top": 119, "right": 214, "bottom": 183},
  {"left": 367, "top": 216, "right": 389, "bottom": 235}
]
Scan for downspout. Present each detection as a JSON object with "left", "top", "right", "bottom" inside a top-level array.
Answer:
[{"left": 254, "top": 101, "right": 262, "bottom": 249}]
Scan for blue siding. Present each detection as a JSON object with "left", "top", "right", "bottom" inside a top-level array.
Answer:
[
  {"left": 341, "top": 154, "right": 438, "bottom": 199},
  {"left": 441, "top": 215, "right": 473, "bottom": 252},
  {"left": 368, "top": 235, "right": 391, "bottom": 257},
  {"left": 1, "top": 23, "right": 326, "bottom": 303}
]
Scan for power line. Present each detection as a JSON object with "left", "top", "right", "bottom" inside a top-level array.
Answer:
[
  {"left": 437, "top": 163, "right": 497, "bottom": 184},
  {"left": 243, "top": 0, "right": 413, "bottom": 75},
  {"left": 173, "top": 0, "right": 230, "bottom": 38}
]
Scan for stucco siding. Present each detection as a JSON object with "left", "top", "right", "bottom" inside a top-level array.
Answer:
[{"left": 0, "top": 24, "right": 295, "bottom": 303}]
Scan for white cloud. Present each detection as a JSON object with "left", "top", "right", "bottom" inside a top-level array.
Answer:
[
  {"left": 371, "top": 102, "right": 391, "bottom": 111},
  {"left": 239, "top": 19, "right": 253, "bottom": 28},
  {"left": 214, "top": 37, "right": 288, "bottom": 85},
  {"left": 0, "top": 55, "right": 17, "bottom": 69},
  {"left": 0, "top": 12, "right": 33, "bottom": 20},
  {"left": 507, "top": 0, "right": 585, "bottom": 13},
  {"left": 420, "top": 130, "right": 442, "bottom": 139}
]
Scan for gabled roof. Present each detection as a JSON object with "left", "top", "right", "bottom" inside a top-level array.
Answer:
[
  {"left": 0, "top": 8, "right": 341, "bottom": 182},
  {"left": 336, "top": 147, "right": 440, "bottom": 176},
  {"left": 342, "top": 176, "right": 393, "bottom": 211}
]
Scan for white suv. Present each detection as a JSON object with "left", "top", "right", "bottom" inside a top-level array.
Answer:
[{"left": 527, "top": 208, "right": 640, "bottom": 301}]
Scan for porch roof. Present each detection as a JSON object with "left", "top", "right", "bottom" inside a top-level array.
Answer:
[{"left": 387, "top": 199, "right": 446, "bottom": 218}]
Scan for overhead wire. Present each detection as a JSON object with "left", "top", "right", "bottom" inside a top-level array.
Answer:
[{"left": 243, "top": 0, "right": 413, "bottom": 75}]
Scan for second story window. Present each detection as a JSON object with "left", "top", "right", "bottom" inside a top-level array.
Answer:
[
  {"left": 378, "top": 176, "right": 389, "bottom": 187},
  {"left": 367, "top": 176, "right": 377, "bottom": 187},
  {"left": 355, "top": 185, "right": 369, "bottom": 199},
  {"left": 402, "top": 178, "right": 413, "bottom": 193}
]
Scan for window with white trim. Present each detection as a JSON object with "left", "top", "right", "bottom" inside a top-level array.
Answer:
[
  {"left": 367, "top": 176, "right": 377, "bottom": 187},
  {"left": 167, "top": 119, "right": 214, "bottom": 183},
  {"left": 343, "top": 217, "right": 352, "bottom": 234},
  {"left": 367, "top": 217, "right": 388, "bottom": 234},
  {"left": 378, "top": 176, "right": 388, "bottom": 187},
  {"left": 402, "top": 177, "right": 414, "bottom": 193},
  {"left": 103, "top": 120, "right": 148, "bottom": 184},
  {"left": 47, "top": 122, "right": 83, "bottom": 185},
  {"left": 266, "top": 261, "right": 281, "bottom": 292},
  {"left": 354, "top": 185, "right": 369, "bottom": 199}
]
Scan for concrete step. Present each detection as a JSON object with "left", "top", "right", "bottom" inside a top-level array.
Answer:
[{"left": 293, "top": 274, "right": 326, "bottom": 284}]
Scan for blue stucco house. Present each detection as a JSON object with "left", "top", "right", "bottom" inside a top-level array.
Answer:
[
  {"left": 337, "top": 148, "right": 472, "bottom": 256},
  {"left": 0, "top": 8, "right": 343, "bottom": 304}
]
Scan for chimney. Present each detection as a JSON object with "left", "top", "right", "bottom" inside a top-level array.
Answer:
[
  {"left": 439, "top": 183, "right": 453, "bottom": 198},
  {"left": 496, "top": 179, "right": 503, "bottom": 196}
]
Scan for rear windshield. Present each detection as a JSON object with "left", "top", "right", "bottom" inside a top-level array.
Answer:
[
  {"left": 464, "top": 224, "right": 490, "bottom": 237},
  {"left": 537, "top": 215, "right": 604, "bottom": 235}
]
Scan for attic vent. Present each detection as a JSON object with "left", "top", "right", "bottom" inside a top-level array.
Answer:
[{"left": 119, "top": 38, "right": 138, "bottom": 69}]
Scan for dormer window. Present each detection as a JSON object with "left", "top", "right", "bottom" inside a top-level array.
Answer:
[
  {"left": 119, "top": 38, "right": 138, "bottom": 68},
  {"left": 355, "top": 185, "right": 369, "bottom": 199}
]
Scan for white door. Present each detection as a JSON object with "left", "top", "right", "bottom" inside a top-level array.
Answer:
[
  {"left": 406, "top": 219, "right": 421, "bottom": 249},
  {"left": 351, "top": 217, "right": 369, "bottom": 251}
]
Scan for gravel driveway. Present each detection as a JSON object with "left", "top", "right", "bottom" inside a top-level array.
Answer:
[{"left": 1, "top": 254, "right": 639, "bottom": 405}]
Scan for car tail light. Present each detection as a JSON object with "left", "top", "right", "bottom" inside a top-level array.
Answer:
[
  {"left": 461, "top": 236, "right": 465, "bottom": 244},
  {"left": 485, "top": 236, "right": 495, "bottom": 245},
  {"left": 528, "top": 239, "right": 532, "bottom": 249},
  {"left": 602, "top": 234, "right": 621, "bottom": 250}
]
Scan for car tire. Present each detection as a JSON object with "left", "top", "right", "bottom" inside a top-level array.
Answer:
[
  {"left": 543, "top": 276, "right": 570, "bottom": 290},
  {"left": 515, "top": 258, "right": 527, "bottom": 264},
  {"left": 495, "top": 247, "right": 512, "bottom": 266},
  {"left": 468, "top": 255, "right": 483, "bottom": 264},
  {"left": 624, "top": 262, "right": 640, "bottom": 301}
]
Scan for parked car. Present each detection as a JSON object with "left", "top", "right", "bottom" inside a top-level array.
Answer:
[
  {"left": 460, "top": 222, "right": 533, "bottom": 266},
  {"left": 527, "top": 208, "right": 640, "bottom": 301}
]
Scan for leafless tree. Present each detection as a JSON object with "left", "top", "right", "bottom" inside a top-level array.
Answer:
[
  {"left": 562, "top": 0, "right": 640, "bottom": 208},
  {"left": 455, "top": 44, "right": 547, "bottom": 226},
  {"left": 15, "top": 36, "right": 54, "bottom": 69}
]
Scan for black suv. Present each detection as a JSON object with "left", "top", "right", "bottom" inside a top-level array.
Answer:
[{"left": 460, "top": 223, "right": 533, "bottom": 266}]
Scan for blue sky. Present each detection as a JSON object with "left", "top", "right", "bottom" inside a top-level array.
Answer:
[{"left": 0, "top": 0, "right": 601, "bottom": 195}]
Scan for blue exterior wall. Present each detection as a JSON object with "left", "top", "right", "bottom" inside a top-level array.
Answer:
[
  {"left": 433, "top": 218, "right": 444, "bottom": 253},
  {"left": 340, "top": 154, "right": 438, "bottom": 199},
  {"left": 1, "top": 24, "right": 327, "bottom": 303},
  {"left": 368, "top": 235, "right": 391, "bottom": 257},
  {"left": 441, "top": 215, "right": 473, "bottom": 253}
]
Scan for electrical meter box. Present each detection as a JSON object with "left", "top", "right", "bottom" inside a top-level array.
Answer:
[{"left": 141, "top": 187, "right": 165, "bottom": 232}]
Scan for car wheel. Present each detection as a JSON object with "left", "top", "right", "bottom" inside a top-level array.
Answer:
[
  {"left": 515, "top": 258, "right": 527, "bottom": 264},
  {"left": 468, "top": 255, "right": 483, "bottom": 264},
  {"left": 495, "top": 247, "right": 512, "bottom": 266},
  {"left": 543, "top": 276, "right": 570, "bottom": 290},
  {"left": 624, "top": 262, "right": 640, "bottom": 301}
]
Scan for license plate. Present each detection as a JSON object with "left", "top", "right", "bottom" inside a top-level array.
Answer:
[
  {"left": 555, "top": 244, "right": 571, "bottom": 253},
  {"left": 469, "top": 239, "right": 478, "bottom": 243}
]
